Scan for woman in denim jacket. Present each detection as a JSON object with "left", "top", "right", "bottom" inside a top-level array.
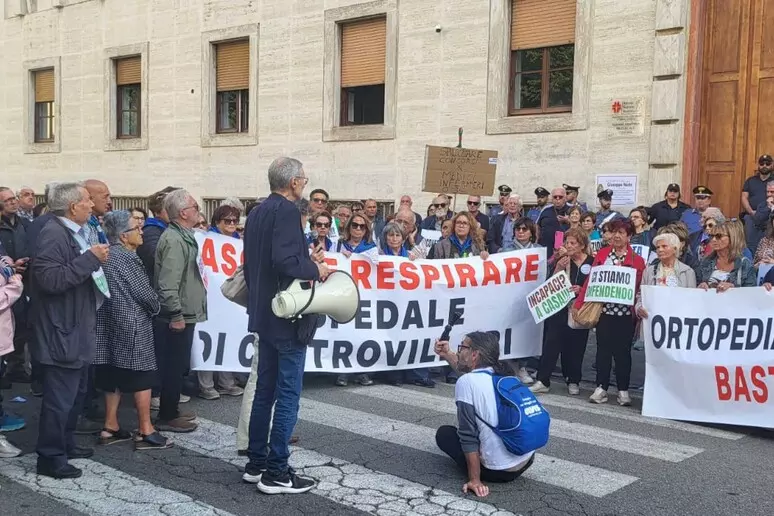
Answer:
[{"left": 695, "top": 220, "right": 757, "bottom": 291}]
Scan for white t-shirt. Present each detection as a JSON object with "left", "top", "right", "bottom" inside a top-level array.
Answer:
[{"left": 455, "top": 367, "right": 535, "bottom": 470}]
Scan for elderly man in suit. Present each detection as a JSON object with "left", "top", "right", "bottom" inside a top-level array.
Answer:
[
  {"left": 242, "top": 157, "right": 330, "bottom": 495},
  {"left": 31, "top": 182, "right": 109, "bottom": 479}
]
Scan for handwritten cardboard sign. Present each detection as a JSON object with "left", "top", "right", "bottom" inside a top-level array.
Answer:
[{"left": 422, "top": 145, "right": 498, "bottom": 196}]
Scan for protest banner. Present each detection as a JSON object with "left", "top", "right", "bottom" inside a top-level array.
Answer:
[
  {"left": 526, "top": 271, "right": 575, "bottom": 324},
  {"left": 641, "top": 286, "right": 774, "bottom": 427},
  {"left": 584, "top": 265, "right": 637, "bottom": 305},
  {"left": 631, "top": 244, "right": 649, "bottom": 262},
  {"left": 589, "top": 239, "right": 604, "bottom": 255},
  {"left": 422, "top": 145, "right": 498, "bottom": 196},
  {"left": 192, "top": 232, "right": 547, "bottom": 374}
]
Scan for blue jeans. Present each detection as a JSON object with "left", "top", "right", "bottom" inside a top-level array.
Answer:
[{"left": 247, "top": 337, "right": 306, "bottom": 476}]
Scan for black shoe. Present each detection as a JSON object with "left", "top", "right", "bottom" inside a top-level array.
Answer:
[
  {"left": 67, "top": 447, "right": 94, "bottom": 459},
  {"left": 237, "top": 449, "right": 248, "bottom": 456},
  {"left": 74, "top": 417, "right": 102, "bottom": 435},
  {"left": 37, "top": 463, "right": 83, "bottom": 479},
  {"left": 413, "top": 378, "right": 436, "bottom": 388},
  {"left": 257, "top": 470, "right": 315, "bottom": 494},
  {"left": 30, "top": 380, "right": 43, "bottom": 397},
  {"left": 242, "top": 463, "right": 266, "bottom": 484}
]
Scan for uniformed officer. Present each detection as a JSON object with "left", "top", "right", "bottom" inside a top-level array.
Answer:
[
  {"left": 680, "top": 185, "right": 714, "bottom": 234},
  {"left": 563, "top": 184, "right": 588, "bottom": 212},
  {"left": 595, "top": 188, "right": 622, "bottom": 229},
  {"left": 488, "top": 184, "right": 512, "bottom": 217},
  {"left": 527, "top": 187, "right": 550, "bottom": 222}
]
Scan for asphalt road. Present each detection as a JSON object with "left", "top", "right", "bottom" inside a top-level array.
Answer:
[{"left": 0, "top": 340, "right": 769, "bottom": 516}]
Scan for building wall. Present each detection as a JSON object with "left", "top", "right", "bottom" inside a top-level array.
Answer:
[{"left": 0, "top": 0, "right": 689, "bottom": 211}]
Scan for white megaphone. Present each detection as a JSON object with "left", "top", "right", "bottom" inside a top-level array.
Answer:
[{"left": 271, "top": 270, "right": 360, "bottom": 324}]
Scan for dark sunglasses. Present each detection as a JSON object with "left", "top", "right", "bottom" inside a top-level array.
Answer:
[
  {"left": 515, "top": 226, "right": 530, "bottom": 232},
  {"left": 760, "top": 160, "right": 773, "bottom": 166},
  {"left": 350, "top": 222, "right": 367, "bottom": 230},
  {"left": 222, "top": 218, "right": 238, "bottom": 224},
  {"left": 711, "top": 233, "right": 727, "bottom": 240},
  {"left": 315, "top": 222, "right": 330, "bottom": 228},
  {"left": 694, "top": 195, "right": 710, "bottom": 200},
  {"left": 553, "top": 195, "right": 565, "bottom": 199},
  {"left": 311, "top": 197, "right": 327, "bottom": 203},
  {"left": 432, "top": 203, "right": 448, "bottom": 208},
  {"left": 467, "top": 201, "right": 480, "bottom": 206}
]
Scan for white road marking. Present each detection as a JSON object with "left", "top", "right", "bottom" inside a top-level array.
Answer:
[
  {"left": 298, "top": 398, "right": 638, "bottom": 497},
  {"left": 0, "top": 455, "right": 235, "bottom": 516},
  {"left": 351, "top": 386, "right": 704, "bottom": 463}
]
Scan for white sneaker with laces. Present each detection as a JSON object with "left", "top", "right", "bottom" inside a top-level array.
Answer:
[
  {"left": 567, "top": 383, "right": 580, "bottom": 395},
  {"left": 517, "top": 367, "right": 534, "bottom": 385},
  {"left": 0, "top": 436, "right": 21, "bottom": 458},
  {"left": 589, "top": 386, "right": 608, "bottom": 404},
  {"left": 529, "top": 381, "right": 550, "bottom": 394},
  {"left": 617, "top": 390, "right": 632, "bottom": 406}
]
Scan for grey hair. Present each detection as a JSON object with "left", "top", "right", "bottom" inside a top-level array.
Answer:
[
  {"left": 465, "top": 331, "right": 513, "bottom": 376},
  {"left": 220, "top": 196, "right": 244, "bottom": 213},
  {"left": 652, "top": 232, "right": 680, "bottom": 254},
  {"left": 701, "top": 207, "right": 726, "bottom": 224},
  {"left": 103, "top": 210, "right": 133, "bottom": 245},
  {"left": 163, "top": 189, "right": 191, "bottom": 221},
  {"left": 48, "top": 182, "right": 86, "bottom": 215},
  {"left": 17, "top": 186, "right": 33, "bottom": 195},
  {"left": 268, "top": 157, "right": 304, "bottom": 192},
  {"left": 295, "top": 198, "right": 310, "bottom": 216},
  {"left": 381, "top": 221, "right": 405, "bottom": 242},
  {"left": 45, "top": 182, "right": 62, "bottom": 203},
  {"left": 507, "top": 193, "right": 522, "bottom": 205}
]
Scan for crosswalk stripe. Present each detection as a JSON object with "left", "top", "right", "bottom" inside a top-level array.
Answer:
[
  {"left": 433, "top": 382, "right": 745, "bottom": 440},
  {"left": 350, "top": 386, "right": 704, "bottom": 463},
  {"left": 167, "top": 417, "right": 514, "bottom": 516},
  {"left": 0, "top": 455, "right": 236, "bottom": 516},
  {"left": 297, "top": 398, "right": 638, "bottom": 497}
]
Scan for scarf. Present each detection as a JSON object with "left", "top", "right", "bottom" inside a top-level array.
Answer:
[
  {"left": 449, "top": 234, "right": 473, "bottom": 257},
  {"left": 382, "top": 242, "right": 409, "bottom": 257},
  {"left": 342, "top": 240, "right": 376, "bottom": 254},
  {"left": 170, "top": 222, "right": 198, "bottom": 249},
  {"left": 88, "top": 215, "right": 108, "bottom": 244}
]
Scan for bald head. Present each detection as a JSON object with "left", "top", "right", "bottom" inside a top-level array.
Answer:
[
  {"left": 84, "top": 179, "right": 112, "bottom": 216},
  {"left": 394, "top": 206, "right": 416, "bottom": 233}
]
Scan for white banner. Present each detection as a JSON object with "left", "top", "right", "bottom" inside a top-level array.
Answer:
[
  {"left": 192, "top": 232, "right": 547, "bottom": 373},
  {"left": 641, "top": 286, "right": 774, "bottom": 427},
  {"left": 584, "top": 265, "right": 637, "bottom": 305},
  {"left": 526, "top": 271, "right": 575, "bottom": 324}
]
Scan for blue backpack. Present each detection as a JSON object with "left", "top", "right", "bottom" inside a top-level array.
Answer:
[{"left": 472, "top": 371, "right": 551, "bottom": 455}]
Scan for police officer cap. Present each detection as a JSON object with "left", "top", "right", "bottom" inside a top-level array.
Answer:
[
  {"left": 534, "top": 187, "right": 550, "bottom": 197},
  {"left": 597, "top": 188, "right": 613, "bottom": 200},
  {"left": 498, "top": 184, "right": 513, "bottom": 195},
  {"left": 692, "top": 185, "right": 713, "bottom": 196},
  {"left": 562, "top": 184, "right": 580, "bottom": 193}
]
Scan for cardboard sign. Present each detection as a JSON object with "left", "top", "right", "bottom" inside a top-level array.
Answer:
[
  {"left": 585, "top": 265, "right": 637, "bottom": 306},
  {"left": 526, "top": 271, "right": 575, "bottom": 323},
  {"left": 422, "top": 145, "right": 498, "bottom": 196}
]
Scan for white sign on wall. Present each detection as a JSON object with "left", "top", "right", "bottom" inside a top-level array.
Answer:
[
  {"left": 608, "top": 97, "right": 645, "bottom": 138},
  {"left": 596, "top": 174, "right": 638, "bottom": 207}
]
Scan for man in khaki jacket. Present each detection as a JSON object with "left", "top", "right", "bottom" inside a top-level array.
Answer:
[{"left": 153, "top": 189, "right": 207, "bottom": 432}]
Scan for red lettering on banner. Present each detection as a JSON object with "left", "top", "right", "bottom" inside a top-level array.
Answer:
[
  {"left": 323, "top": 257, "right": 338, "bottom": 269},
  {"left": 715, "top": 366, "right": 731, "bottom": 401},
  {"left": 376, "top": 262, "right": 395, "bottom": 289},
  {"left": 419, "top": 264, "right": 440, "bottom": 289},
  {"left": 221, "top": 243, "right": 238, "bottom": 276},
  {"left": 398, "top": 262, "right": 420, "bottom": 290},
  {"left": 201, "top": 238, "right": 219, "bottom": 273},
  {"left": 734, "top": 366, "right": 751, "bottom": 402},
  {"left": 441, "top": 264, "right": 455, "bottom": 288},
  {"left": 240, "top": 251, "right": 244, "bottom": 267},
  {"left": 454, "top": 263, "right": 478, "bottom": 287},
  {"left": 351, "top": 260, "right": 372, "bottom": 289},
  {"left": 750, "top": 366, "right": 769, "bottom": 403},
  {"left": 481, "top": 261, "right": 502, "bottom": 286},
  {"left": 503, "top": 257, "right": 523, "bottom": 283},
  {"left": 524, "top": 253, "right": 540, "bottom": 281}
]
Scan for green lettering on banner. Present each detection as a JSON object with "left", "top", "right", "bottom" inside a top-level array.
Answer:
[{"left": 535, "top": 304, "right": 543, "bottom": 318}]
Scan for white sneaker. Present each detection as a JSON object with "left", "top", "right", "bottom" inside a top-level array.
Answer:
[
  {"left": 150, "top": 397, "right": 160, "bottom": 411},
  {"left": 0, "top": 435, "right": 21, "bottom": 458},
  {"left": 568, "top": 383, "right": 580, "bottom": 395},
  {"left": 617, "top": 390, "right": 632, "bottom": 406},
  {"left": 199, "top": 388, "right": 220, "bottom": 400},
  {"left": 589, "top": 386, "right": 608, "bottom": 404},
  {"left": 179, "top": 394, "right": 191, "bottom": 403},
  {"left": 529, "top": 381, "right": 550, "bottom": 393},
  {"left": 517, "top": 367, "right": 534, "bottom": 385}
]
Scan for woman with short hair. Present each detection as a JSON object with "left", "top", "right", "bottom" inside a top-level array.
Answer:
[
  {"left": 380, "top": 222, "right": 409, "bottom": 257},
  {"left": 309, "top": 211, "right": 334, "bottom": 252},
  {"left": 499, "top": 217, "right": 540, "bottom": 252},
  {"left": 209, "top": 205, "right": 241, "bottom": 239},
  {"left": 567, "top": 206, "right": 583, "bottom": 231},
  {"left": 635, "top": 233, "right": 697, "bottom": 318},
  {"left": 629, "top": 207, "right": 651, "bottom": 248},
  {"left": 95, "top": 211, "right": 170, "bottom": 450},
  {"left": 695, "top": 220, "right": 757, "bottom": 290}
]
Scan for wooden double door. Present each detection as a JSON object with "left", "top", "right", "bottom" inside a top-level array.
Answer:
[{"left": 698, "top": 0, "right": 774, "bottom": 217}]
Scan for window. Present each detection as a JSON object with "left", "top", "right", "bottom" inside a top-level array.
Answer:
[
  {"left": 34, "top": 69, "right": 55, "bottom": 142},
  {"left": 215, "top": 40, "right": 249, "bottom": 133},
  {"left": 116, "top": 57, "right": 141, "bottom": 138},
  {"left": 509, "top": 0, "right": 576, "bottom": 115},
  {"left": 340, "top": 17, "right": 386, "bottom": 126}
]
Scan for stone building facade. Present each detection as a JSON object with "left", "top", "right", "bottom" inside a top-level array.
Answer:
[{"left": 0, "top": 0, "right": 695, "bottom": 212}]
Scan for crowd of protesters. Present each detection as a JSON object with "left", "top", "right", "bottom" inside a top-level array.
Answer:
[{"left": 1, "top": 153, "right": 773, "bottom": 476}]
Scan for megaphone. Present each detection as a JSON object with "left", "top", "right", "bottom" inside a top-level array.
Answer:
[{"left": 271, "top": 270, "right": 360, "bottom": 324}]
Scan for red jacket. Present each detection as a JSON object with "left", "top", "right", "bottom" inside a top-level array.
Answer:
[{"left": 573, "top": 245, "right": 646, "bottom": 313}]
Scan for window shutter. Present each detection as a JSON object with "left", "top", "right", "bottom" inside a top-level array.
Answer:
[
  {"left": 116, "top": 57, "right": 142, "bottom": 86},
  {"left": 34, "top": 69, "right": 55, "bottom": 103},
  {"left": 216, "top": 40, "right": 250, "bottom": 92},
  {"left": 340, "top": 17, "right": 386, "bottom": 88},
  {"left": 511, "top": 0, "right": 576, "bottom": 50}
]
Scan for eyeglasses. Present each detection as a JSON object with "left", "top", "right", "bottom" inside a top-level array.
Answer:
[
  {"left": 222, "top": 218, "right": 238, "bottom": 224},
  {"left": 553, "top": 195, "right": 565, "bottom": 199},
  {"left": 294, "top": 176, "right": 309, "bottom": 185},
  {"left": 760, "top": 160, "right": 773, "bottom": 166},
  {"left": 432, "top": 203, "right": 447, "bottom": 209},
  {"left": 712, "top": 233, "right": 727, "bottom": 240},
  {"left": 516, "top": 226, "right": 530, "bottom": 232},
  {"left": 467, "top": 201, "right": 480, "bottom": 206},
  {"left": 311, "top": 197, "right": 327, "bottom": 204},
  {"left": 458, "top": 344, "right": 471, "bottom": 351},
  {"left": 694, "top": 195, "right": 710, "bottom": 200},
  {"left": 182, "top": 204, "right": 199, "bottom": 212},
  {"left": 123, "top": 226, "right": 142, "bottom": 234},
  {"left": 315, "top": 222, "right": 330, "bottom": 228},
  {"left": 350, "top": 222, "right": 366, "bottom": 230},
  {"left": 703, "top": 223, "right": 716, "bottom": 230}
]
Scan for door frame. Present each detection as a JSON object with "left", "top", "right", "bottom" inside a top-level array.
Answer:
[{"left": 681, "top": 0, "right": 707, "bottom": 191}]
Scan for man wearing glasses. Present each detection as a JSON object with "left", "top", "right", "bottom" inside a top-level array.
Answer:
[
  {"left": 742, "top": 154, "right": 774, "bottom": 252},
  {"left": 305, "top": 188, "right": 340, "bottom": 245},
  {"left": 487, "top": 184, "right": 512, "bottom": 218},
  {"left": 536, "top": 187, "right": 570, "bottom": 258},
  {"left": 421, "top": 194, "right": 454, "bottom": 231},
  {"left": 465, "top": 195, "right": 490, "bottom": 237},
  {"left": 680, "top": 185, "right": 714, "bottom": 234}
]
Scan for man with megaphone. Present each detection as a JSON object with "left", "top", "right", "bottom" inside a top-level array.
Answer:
[{"left": 241, "top": 157, "right": 330, "bottom": 495}]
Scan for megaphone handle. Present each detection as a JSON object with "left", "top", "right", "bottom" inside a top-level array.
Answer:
[{"left": 291, "top": 281, "right": 316, "bottom": 320}]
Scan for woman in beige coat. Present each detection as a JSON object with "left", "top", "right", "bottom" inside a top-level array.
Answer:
[{"left": 635, "top": 232, "right": 697, "bottom": 318}]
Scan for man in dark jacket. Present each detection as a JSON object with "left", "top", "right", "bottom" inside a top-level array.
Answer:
[
  {"left": 31, "top": 182, "right": 109, "bottom": 480},
  {"left": 137, "top": 186, "right": 177, "bottom": 279},
  {"left": 243, "top": 157, "right": 329, "bottom": 495}
]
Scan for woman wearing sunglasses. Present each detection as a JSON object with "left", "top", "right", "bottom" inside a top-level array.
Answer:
[
  {"left": 688, "top": 207, "right": 725, "bottom": 260},
  {"left": 208, "top": 205, "right": 241, "bottom": 239},
  {"left": 695, "top": 220, "right": 757, "bottom": 291},
  {"left": 308, "top": 211, "right": 334, "bottom": 252}
]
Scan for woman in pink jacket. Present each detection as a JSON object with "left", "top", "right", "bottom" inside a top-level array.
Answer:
[{"left": 0, "top": 257, "right": 24, "bottom": 457}]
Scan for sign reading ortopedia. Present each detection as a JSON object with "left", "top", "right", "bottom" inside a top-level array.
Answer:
[
  {"left": 584, "top": 265, "right": 637, "bottom": 306},
  {"left": 526, "top": 271, "right": 575, "bottom": 323}
]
